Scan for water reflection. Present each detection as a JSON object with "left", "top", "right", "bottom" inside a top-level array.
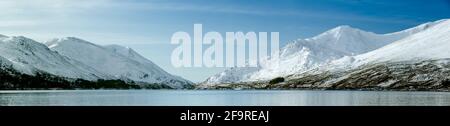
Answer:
[{"left": 0, "top": 90, "right": 450, "bottom": 106}]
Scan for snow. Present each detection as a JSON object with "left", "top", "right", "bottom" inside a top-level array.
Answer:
[
  {"left": 0, "top": 35, "right": 108, "bottom": 80},
  {"left": 46, "top": 37, "right": 191, "bottom": 88},
  {"left": 203, "top": 19, "right": 444, "bottom": 84},
  {"left": 0, "top": 56, "right": 13, "bottom": 68},
  {"left": 353, "top": 19, "right": 450, "bottom": 64},
  {"left": 0, "top": 34, "right": 191, "bottom": 88},
  {"left": 305, "top": 19, "right": 450, "bottom": 76},
  {"left": 377, "top": 80, "right": 397, "bottom": 87}
]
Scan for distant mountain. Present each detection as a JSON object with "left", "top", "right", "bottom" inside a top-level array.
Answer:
[
  {"left": 46, "top": 37, "right": 192, "bottom": 88},
  {"left": 201, "top": 19, "right": 450, "bottom": 91},
  {"left": 0, "top": 35, "right": 108, "bottom": 80},
  {"left": 0, "top": 35, "right": 192, "bottom": 89},
  {"left": 342, "top": 19, "right": 450, "bottom": 65},
  {"left": 299, "top": 19, "right": 450, "bottom": 89},
  {"left": 203, "top": 19, "right": 441, "bottom": 85}
]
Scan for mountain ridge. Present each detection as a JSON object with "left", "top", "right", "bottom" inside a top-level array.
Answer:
[
  {"left": 46, "top": 37, "right": 192, "bottom": 88},
  {"left": 0, "top": 35, "right": 192, "bottom": 89},
  {"left": 200, "top": 19, "right": 450, "bottom": 91},
  {"left": 203, "top": 19, "right": 446, "bottom": 85}
]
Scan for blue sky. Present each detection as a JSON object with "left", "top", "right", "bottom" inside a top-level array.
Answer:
[{"left": 0, "top": 0, "right": 449, "bottom": 82}]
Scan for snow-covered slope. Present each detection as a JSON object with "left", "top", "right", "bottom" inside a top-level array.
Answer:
[
  {"left": 320, "top": 19, "right": 450, "bottom": 70},
  {"left": 355, "top": 19, "right": 450, "bottom": 64},
  {"left": 282, "top": 19, "right": 450, "bottom": 90},
  {"left": 46, "top": 37, "right": 192, "bottom": 88},
  {"left": 0, "top": 35, "right": 108, "bottom": 80},
  {"left": 203, "top": 20, "right": 442, "bottom": 84}
]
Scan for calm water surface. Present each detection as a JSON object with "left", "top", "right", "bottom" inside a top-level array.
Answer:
[{"left": 1, "top": 90, "right": 450, "bottom": 106}]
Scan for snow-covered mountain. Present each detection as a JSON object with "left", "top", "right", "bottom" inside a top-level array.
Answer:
[
  {"left": 283, "top": 19, "right": 450, "bottom": 90},
  {"left": 46, "top": 37, "right": 192, "bottom": 88},
  {"left": 0, "top": 34, "right": 191, "bottom": 88},
  {"left": 314, "top": 19, "right": 450, "bottom": 72},
  {"left": 351, "top": 19, "right": 450, "bottom": 65},
  {"left": 0, "top": 35, "right": 109, "bottom": 80},
  {"left": 201, "top": 19, "right": 450, "bottom": 91},
  {"left": 203, "top": 20, "right": 442, "bottom": 84}
]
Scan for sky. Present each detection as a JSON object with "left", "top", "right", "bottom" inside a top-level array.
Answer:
[{"left": 0, "top": 0, "right": 449, "bottom": 82}]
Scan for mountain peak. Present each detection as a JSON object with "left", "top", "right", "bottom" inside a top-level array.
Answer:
[
  {"left": 7, "top": 36, "right": 43, "bottom": 46},
  {"left": 328, "top": 25, "right": 367, "bottom": 33},
  {"left": 47, "top": 37, "right": 192, "bottom": 88},
  {"left": 309, "top": 25, "right": 374, "bottom": 41},
  {"left": 334, "top": 25, "right": 352, "bottom": 29},
  {"left": 46, "top": 37, "right": 100, "bottom": 48},
  {"left": 57, "top": 37, "right": 92, "bottom": 44}
]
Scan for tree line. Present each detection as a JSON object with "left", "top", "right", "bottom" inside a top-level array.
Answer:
[{"left": 0, "top": 65, "right": 172, "bottom": 90}]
